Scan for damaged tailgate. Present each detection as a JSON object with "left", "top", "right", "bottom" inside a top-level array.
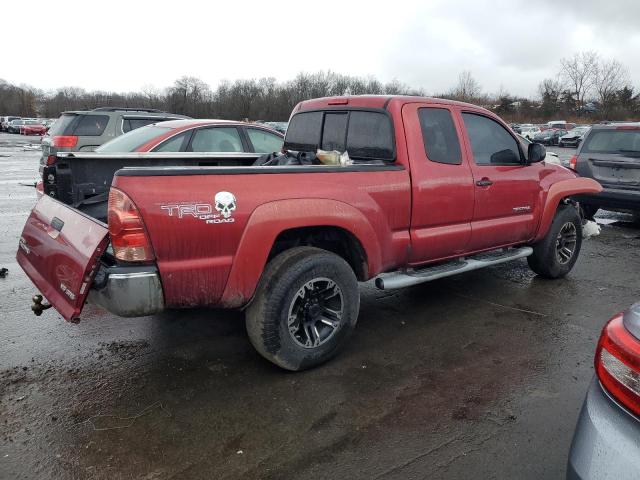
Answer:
[{"left": 16, "top": 195, "right": 109, "bottom": 321}]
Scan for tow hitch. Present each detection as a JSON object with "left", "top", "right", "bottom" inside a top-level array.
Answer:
[{"left": 31, "top": 294, "right": 52, "bottom": 316}]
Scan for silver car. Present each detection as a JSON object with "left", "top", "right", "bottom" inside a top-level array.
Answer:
[{"left": 568, "top": 303, "right": 640, "bottom": 479}]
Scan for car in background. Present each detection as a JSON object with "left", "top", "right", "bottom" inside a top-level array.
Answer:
[
  {"left": 533, "top": 128, "right": 568, "bottom": 146},
  {"left": 7, "top": 119, "right": 28, "bottom": 134},
  {"left": 509, "top": 123, "right": 522, "bottom": 134},
  {"left": 568, "top": 303, "right": 640, "bottom": 480},
  {"left": 558, "top": 126, "right": 590, "bottom": 148},
  {"left": 517, "top": 134, "right": 561, "bottom": 165},
  {"left": 39, "top": 119, "right": 285, "bottom": 215},
  {"left": 20, "top": 120, "right": 47, "bottom": 136},
  {"left": 520, "top": 126, "right": 541, "bottom": 141},
  {"left": 42, "top": 118, "right": 56, "bottom": 132},
  {"left": 0, "top": 116, "right": 21, "bottom": 131},
  {"left": 95, "top": 119, "right": 284, "bottom": 154},
  {"left": 571, "top": 123, "right": 640, "bottom": 220},
  {"left": 40, "top": 107, "right": 187, "bottom": 175}
]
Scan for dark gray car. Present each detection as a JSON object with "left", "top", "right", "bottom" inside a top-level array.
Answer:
[
  {"left": 568, "top": 303, "right": 640, "bottom": 479},
  {"left": 40, "top": 107, "right": 187, "bottom": 199},
  {"left": 572, "top": 123, "right": 640, "bottom": 219}
]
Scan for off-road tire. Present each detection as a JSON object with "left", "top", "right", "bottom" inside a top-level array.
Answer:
[
  {"left": 528, "top": 205, "right": 582, "bottom": 279},
  {"left": 246, "top": 247, "right": 359, "bottom": 371}
]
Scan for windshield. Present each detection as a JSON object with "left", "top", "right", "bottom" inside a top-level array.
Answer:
[{"left": 96, "top": 125, "right": 172, "bottom": 152}]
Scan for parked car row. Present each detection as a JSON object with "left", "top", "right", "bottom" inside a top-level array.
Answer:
[
  {"left": 0, "top": 116, "right": 57, "bottom": 135},
  {"left": 511, "top": 121, "right": 593, "bottom": 147}
]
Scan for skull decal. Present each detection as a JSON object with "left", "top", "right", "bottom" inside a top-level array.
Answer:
[{"left": 214, "top": 191, "right": 237, "bottom": 219}]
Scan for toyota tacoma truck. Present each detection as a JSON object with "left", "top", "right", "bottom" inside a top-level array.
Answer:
[{"left": 17, "top": 95, "right": 602, "bottom": 370}]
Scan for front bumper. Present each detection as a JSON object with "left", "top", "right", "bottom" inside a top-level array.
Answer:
[
  {"left": 567, "top": 378, "right": 640, "bottom": 480},
  {"left": 87, "top": 265, "right": 164, "bottom": 317}
]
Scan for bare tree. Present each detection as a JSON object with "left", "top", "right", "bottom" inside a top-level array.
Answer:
[
  {"left": 451, "top": 71, "right": 482, "bottom": 102},
  {"left": 594, "top": 58, "right": 629, "bottom": 115},
  {"left": 559, "top": 51, "right": 599, "bottom": 112}
]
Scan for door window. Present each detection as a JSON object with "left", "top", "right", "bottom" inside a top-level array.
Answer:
[
  {"left": 152, "top": 131, "right": 189, "bottom": 152},
  {"left": 418, "top": 108, "right": 462, "bottom": 165},
  {"left": 462, "top": 113, "right": 522, "bottom": 165},
  {"left": 189, "top": 127, "right": 243, "bottom": 152},
  {"left": 246, "top": 128, "right": 284, "bottom": 153}
]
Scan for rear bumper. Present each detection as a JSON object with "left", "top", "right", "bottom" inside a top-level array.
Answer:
[
  {"left": 87, "top": 265, "right": 164, "bottom": 317},
  {"left": 575, "top": 186, "right": 640, "bottom": 211},
  {"left": 567, "top": 378, "right": 640, "bottom": 480}
]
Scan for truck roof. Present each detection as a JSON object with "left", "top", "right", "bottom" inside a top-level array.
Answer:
[{"left": 296, "top": 95, "right": 488, "bottom": 113}]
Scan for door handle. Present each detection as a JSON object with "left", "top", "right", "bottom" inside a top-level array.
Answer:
[{"left": 476, "top": 178, "right": 493, "bottom": 187}]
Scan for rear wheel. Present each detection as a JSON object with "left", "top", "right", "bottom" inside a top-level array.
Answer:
[
  {"left": 246, "top": 247, "right": 360, "bottom": 371},
  {"left": 528, "top": 205, "right": 582, "bottom": 278}
]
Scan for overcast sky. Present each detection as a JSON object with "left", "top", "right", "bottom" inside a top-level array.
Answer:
[{"left": 3, "top": 0, "right": 639, "bottom": 98}]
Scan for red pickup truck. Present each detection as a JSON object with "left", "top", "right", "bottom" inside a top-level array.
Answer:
[{"left": 17, "top": 95, "right": 601, "bottom": 370}]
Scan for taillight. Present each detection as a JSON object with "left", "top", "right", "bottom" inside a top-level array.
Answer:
[
  {"left": 569, "top": 155, "right": 578, "bottom": 170},
  {"left": 52, "top": 135, "right": 78, "bottom": 148},
  {"left": 107, "top": 188, "right": 155, "bottom": 262},
  {"left": 595, "top": 313, "right": 640, "bottom": 417},
  {"left": 46, "top": 155, "right": 57, "bottom": 165}
]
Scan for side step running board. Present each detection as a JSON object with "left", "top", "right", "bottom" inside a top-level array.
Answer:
[{"left": 375, "top": 247, "right": 533, "bottom": 290}]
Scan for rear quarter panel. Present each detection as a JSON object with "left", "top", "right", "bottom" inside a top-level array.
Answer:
[{"left": 113, "top": 168, "right": 411, "bottom": 308}]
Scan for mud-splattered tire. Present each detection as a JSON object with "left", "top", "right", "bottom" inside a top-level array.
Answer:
[
  {"left": 245, "top": 247, "right": 360, "bottom": 371},
  {"left": 528, "top": 205, "right": 582, "bottom": 279}
]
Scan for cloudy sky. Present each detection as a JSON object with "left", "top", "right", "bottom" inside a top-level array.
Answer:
[{"left": 3, "top": 0, "right": 639, "bottom": 97}]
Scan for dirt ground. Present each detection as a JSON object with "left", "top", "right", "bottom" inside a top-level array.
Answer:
[{"left": 0, "top": 132, "right": 638, "bottom": 479}]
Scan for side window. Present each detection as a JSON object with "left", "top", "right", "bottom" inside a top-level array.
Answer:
[
  {"left": 346, "top": 111, "right": 394, "bottom": 161},
  {"left": 462, "top": 113, "right": 522, "bottom": 165},
  {"left": 73, "top": 115, "right": 109, "bottom": 136},
  {"left": 152, "top": 131, "right": 189, "bottom": 152},
  {"left": 321, "top": 113, "right": 348, "bottom": 151},
  {"left": 418, "top": 108, "right": 462, "bottom": 165},
  {"left": 246, "top": 128, "right": 284, "bottom": 153},
  {"left": 189, "top": 127, "right": 243, "bottom": 152},
  {"left": 284, "top": 111, "right": 323, "bottom": 151},
  {"left": 123, "top": 118, "right": 167, "bottom": 133}
]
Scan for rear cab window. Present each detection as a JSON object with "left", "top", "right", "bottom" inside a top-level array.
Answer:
[{"left": 284, "top": 109, "right": 395, "bottom": 162}]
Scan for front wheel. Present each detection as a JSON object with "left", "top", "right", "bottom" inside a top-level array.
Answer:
[
  {"left": 246, "top": 247, "right": 360, "bottom": 371},
  {"left": 528, "top": 205, "right": 582, "bottom": 278}
]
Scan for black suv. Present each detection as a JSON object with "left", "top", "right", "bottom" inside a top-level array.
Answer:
[{"left": 573, "top": 123, "right": 640, "bottom": 219}]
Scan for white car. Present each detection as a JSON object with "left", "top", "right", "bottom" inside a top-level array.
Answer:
[{"left": 520, "top": 126, "right": 541, "bottom": 141}]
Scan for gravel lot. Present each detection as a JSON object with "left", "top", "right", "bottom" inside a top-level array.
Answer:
[{"left": 0, "top": 132, "right": 638, "bottom": 479}]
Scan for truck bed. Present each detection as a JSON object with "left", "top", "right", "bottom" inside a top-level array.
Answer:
[{"left": 47, "top": 152, "right": 262, "bottom": 221}]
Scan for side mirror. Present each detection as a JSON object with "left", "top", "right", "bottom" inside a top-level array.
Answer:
[{"left": 528, "top": 142, "right": 546, "bottom": 163}]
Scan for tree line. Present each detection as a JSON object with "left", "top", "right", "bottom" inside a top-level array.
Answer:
[{"left": 1, "top": 52, "right": 638, "bottom": 122}]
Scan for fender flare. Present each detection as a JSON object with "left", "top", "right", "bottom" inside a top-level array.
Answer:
[
  {"left": 534, "top": 177, "right": 602, "bottom": 242},
  {"left": 220, "top": 198, "right": 382, "bottom": 308}
]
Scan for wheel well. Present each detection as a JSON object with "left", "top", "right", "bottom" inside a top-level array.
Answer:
[{"left": 268, "top": 226, "right": 368, "bottom": 281}]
